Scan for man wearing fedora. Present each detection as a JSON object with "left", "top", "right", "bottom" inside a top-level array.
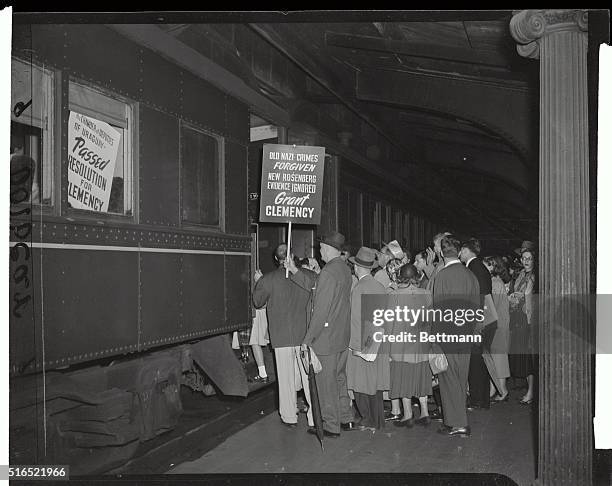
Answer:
[
  {"left": 347, "top": 247, "right": 389, "bottom": 429},
  {"left": 252, "top": 243, "right": 315, "bottom": 429},
  {"left": 285, "top": 231, "right": 356, "bottom": 437}
]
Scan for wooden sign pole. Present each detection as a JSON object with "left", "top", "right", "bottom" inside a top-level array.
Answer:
[{"left": 286, "top": 221, "right": 292, "bottom": 278}]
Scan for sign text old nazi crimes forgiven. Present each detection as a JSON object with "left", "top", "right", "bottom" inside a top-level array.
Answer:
[{"left": 258, "top": 144, "right": 326, "bottom": 224}]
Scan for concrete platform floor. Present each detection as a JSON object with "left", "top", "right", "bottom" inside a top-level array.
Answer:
[{"left": 168, "top": 388, "right": 536, "bottom": 485}]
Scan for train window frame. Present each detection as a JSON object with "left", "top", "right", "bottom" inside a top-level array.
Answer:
[
  {"left": 179, "top": 120, "right": 225, "bottom": 233},
  {"left": 10, "top": 56, "right": 56, "bottom": 210},
  {"left": 64, "top": 79, "right": 136, "bottom": 222}
]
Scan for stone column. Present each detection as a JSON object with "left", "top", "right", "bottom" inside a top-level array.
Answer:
[{"left": 510, "top": 9, "right": 591, "bottom": 486}]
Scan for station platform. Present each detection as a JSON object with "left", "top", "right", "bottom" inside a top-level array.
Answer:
[{"left": 168, "top": 387, "right": 536, "bottom": 485}]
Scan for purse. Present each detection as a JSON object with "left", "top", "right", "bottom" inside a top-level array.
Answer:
[
  {"left": 483, "top": 294, "right": 499, "bottom": 326},
  {"left": 428, "top": 343, "right": 448, "bottom": 375}
]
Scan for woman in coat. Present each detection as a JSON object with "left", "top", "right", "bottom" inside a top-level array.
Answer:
[
  {"left": 483, "top": 256, "right": 511, "bottom": 401},
  {"left": 508, "top": 248, "right": 538, "bottom": 404},
  {"left": 388, "top": 264, "right": 433, "bottom": 427}
]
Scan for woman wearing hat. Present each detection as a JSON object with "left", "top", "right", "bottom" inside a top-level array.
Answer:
[
  {"left": 346, "top": 247, "right": 390, "bottom": 429},
  {"left": 508, "top": 247, "right": 538, "bottom": 404},
  {"left": 388, "top": 264, "right": 433, "bottom": 427},
  {"left": 375, "top": 241, "right": 409, "bottom": 290}
]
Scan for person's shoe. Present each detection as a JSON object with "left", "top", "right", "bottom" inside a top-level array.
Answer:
[
  {"left": 437, "top": 424, "right": 452, "bottom": 433},
  {"left": 341, "top": 422, "right": 359, "bottom": 431},
  {"left": 280, "top": 420, "right": 297, "bottom": 428},
  {"left": 248, "top": 375, "right": 269, "bottom": 384},
  {"left": 438, "top": 425, "right": 471, "bottom": 437},
  {"left": 393, "top": 417, "right": 414, "bottom": 428},
  {"left": 430, "top": 409, "right": 443, "bottom": 422},
  {"left": 467, "top": 403, "right": 488, "bottom": 411},
  {"left": 492, "top": 393, "right": 509, "bottom": 403},
  {"left": 307, "top": 427, "right": 339, "bottom": 438},
  {"left": 384, "top": 412, "right": 402, "bottom": 422},
  {"left": 519, "top": 396, "right": 533, "bottom": 405},
  {"left": 448, "top": 426, "right": 471, "bottom": 437},
  {"left": 416, "top": 416, "right": 431, "bottom": 427}
]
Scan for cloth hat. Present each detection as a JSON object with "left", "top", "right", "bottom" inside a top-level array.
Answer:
[
  {"left": 382, "top": 240, "right": 405, "bottom": 260},
  {"left": 317, "top": 231, "right": 345, "bottom": 251},
  {"left": 349, "top": 247, "right": 379, "bottom": 269},
  {"left": 514, "top": 240, "right": 536, "bottom": 255}
]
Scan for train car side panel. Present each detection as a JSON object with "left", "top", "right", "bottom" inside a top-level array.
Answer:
[
  {"left": 139, "top": 106, "right": 180, "bottom": 227},
  {"left": 181, "top": 68, "right": 226, "bottom": 135},
  {"left": 140, "top": 43, "right": 184, "bottom": 116},
  {"left": 41, "top": 249, "right": 139, "bottom": 365},
  {"left": 224, "top": 255, "right": 250, "bottom": 329},
  {"left": 180, "top": 254, "right": 225, "bottom": 335},
  {"left": 63, "top": 25, "right": 142, "bottom": 99},
  {"left": 139, "top": 253, "right": 182, "bottom": 347},
  {"left": 14, "top": 25, "right": 64, "bottom": 66},
  {"left": 225, "top": 95, "right": 249, "bottom": 145},
  {"left": 9, "top": 247, "right": 42, "bottom": 375},
  {"left": 225, "top": 141, "right": 248, "bottom": 236}
]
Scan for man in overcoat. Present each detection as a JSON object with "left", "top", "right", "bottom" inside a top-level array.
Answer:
[
  {"left": 253, "top": 243, "right": 315, "bottom": 428},
  {"left": 285, "top": 231, "right": 355, "bottom": 437},
  {"left": 432, "top": 235, "right": 480, "bottom": 437},
  {"left": 460, "top": 238, "right": 495, "bottom": 410}
]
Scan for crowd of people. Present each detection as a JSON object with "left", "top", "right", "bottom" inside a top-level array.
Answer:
[{"left": 248, "top": 230, "right": 538, "bottom": 438}]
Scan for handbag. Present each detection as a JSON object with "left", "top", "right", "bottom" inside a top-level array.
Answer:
[
  {"left": 483, "top": 294, "right": 498, "bottom": 326},
  {"left": 428, "top": 343, "right": 448, "bottom": 375}
]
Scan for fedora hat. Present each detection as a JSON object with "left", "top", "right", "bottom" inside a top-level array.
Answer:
[
  {"left": 349, "top": 247, "right": 378, "bottom": 269},
  {"left": 514, "top": 240, "right": 536, "bottom": 255},
  {"left": 317, "top": 231, "right": 345, "bottom": 251}
]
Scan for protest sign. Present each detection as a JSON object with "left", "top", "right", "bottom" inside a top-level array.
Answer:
[
  {"left": 67, "top": 111, "right": 121, "bottom": 213},
  {"left": 258, "top": 144, "right": 325, "bottom": 225}
]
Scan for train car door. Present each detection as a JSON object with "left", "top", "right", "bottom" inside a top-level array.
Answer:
[{"left": 248, "top": 115, "right": 284, "bottom": 274}]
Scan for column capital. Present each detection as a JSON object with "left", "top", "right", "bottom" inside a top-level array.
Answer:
[{"left": 510, "top": 9, "right": 588, "bottom": 59}]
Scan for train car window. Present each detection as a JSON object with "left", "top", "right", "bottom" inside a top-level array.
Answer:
[
  {"left": 180, "top": 124, "right": 222, "bottom": 228},
  {"left": 67, "top": 81, "right": 133, "bottom": 216},
  {"left": 11, "top": 57, "right": 55, "bottom": 206}
]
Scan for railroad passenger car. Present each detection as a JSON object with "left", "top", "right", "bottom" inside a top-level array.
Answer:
[
  {"left": 9, "top": 23, "right": 255, "bottom": 470},
  {"left": 9, "top": 22, "right": 440, "bottom": 472}
]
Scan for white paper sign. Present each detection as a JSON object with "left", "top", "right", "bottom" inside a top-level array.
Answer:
[{"left": 67, "top": 111, "right": 121, "bottom": 212}]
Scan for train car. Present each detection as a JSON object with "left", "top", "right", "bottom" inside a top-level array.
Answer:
[
  {"left": 8, "top": 23, "right": 256, "bottom": 471},
  {"left": 9, "top": 21, "right": 442, "bottom": 472}
]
